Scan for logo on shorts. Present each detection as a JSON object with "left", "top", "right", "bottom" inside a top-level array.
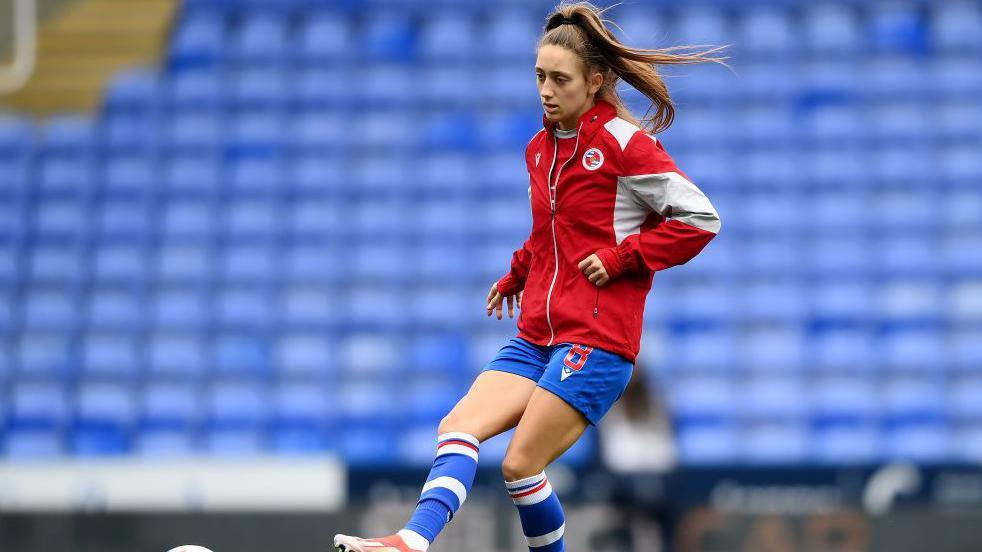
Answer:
[
  {"left": 582, "top": 148, "right": 604, "bottom": 171},
  {"left": 561, "top": 344, "right": 594, "bottom": 381}
]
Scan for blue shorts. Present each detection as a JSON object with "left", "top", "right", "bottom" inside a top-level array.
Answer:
[{"left": 482, "top": 337, "right": 634, "bottom": 426}]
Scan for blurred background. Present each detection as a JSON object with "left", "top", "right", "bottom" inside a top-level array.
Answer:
[{"left": 1, "top": 0, "right": 981, "bottom": 550}]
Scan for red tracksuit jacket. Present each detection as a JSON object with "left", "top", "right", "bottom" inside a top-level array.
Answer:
[{"left": 495, "top": 98, "right": 722, "bottom": 363}]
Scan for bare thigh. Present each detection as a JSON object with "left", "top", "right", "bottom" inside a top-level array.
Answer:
[
  {"left": 439, "top": 370, "right": 538, "bottom": 443},
  {"left": 502, "top": 387, "right": 590, "bottom": 480}
]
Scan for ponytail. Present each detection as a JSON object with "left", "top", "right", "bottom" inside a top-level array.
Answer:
[{"left": 541, "top": 2, "right": 728, "bottom": 134}]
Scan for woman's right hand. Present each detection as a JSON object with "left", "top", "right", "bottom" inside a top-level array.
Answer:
[{"left": 487, "top": 282, "right": 523, "bottom": 320}]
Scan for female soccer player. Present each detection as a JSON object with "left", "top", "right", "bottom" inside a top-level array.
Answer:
[{"left": 335, "top": 3, "right": 724, "bottom": 551}]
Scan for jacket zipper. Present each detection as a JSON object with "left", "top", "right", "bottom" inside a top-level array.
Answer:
[
  {"left": 593, "top": 286, "right": 600, "bottom": 319},
  {"left": 545, "top": 121, "right": 583, "bottom": 346}
]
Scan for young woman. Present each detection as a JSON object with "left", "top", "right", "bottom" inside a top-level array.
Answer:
[{"left": 335, "top": 3, "right": 724, "bottom": 551}]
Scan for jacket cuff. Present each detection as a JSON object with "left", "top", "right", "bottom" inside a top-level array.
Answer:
[
  {"left": 595, "top": 247, "right": 626, "bottom": 279},
  {"left": 496, "top": 273, "right": 522, "bottom": 296}
]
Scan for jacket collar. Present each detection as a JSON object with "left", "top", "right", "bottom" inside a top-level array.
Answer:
[{"left": 541, "top": 98, "right": 617, "bottom": 140}]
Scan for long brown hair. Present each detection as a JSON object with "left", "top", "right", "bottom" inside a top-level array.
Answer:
[{"left": 540, "top": 1, "right": 728, "bottom": 134}]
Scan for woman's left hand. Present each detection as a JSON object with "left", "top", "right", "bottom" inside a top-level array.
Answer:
[{"left": 578, "top": 253, "right": 610, "bottom": 286}]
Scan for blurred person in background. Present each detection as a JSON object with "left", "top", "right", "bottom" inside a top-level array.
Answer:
[
  {"left": 334, "top": 2, "right": 723, "bottom": 551},
  {"left": 594, "top": 365, "right": 676, "bottom": 552}
]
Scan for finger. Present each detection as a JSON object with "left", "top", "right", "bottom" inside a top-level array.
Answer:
[
  {"left": 497, "top": 297, "right": 503, "bottom": 320},
  {"left": 577, "top": 257, "right": 589, "bottom": 270},
  {"left": 584, "top": 264, "right": 599, "bottom": 276},
  {"left": 487, "top": 292, "right": 500, "bottom": 314},
  {"left": 507, "top": 294, "right": 514, "bottom": 318},
  {"left": 518, "top": 291, "right": 523, "bottom": 308},
  {"left": 487, "top": 284, "right": 497, "bottom": 303},
  {"left": 598, "top": 275, "right": 609, "bottom": 286}
]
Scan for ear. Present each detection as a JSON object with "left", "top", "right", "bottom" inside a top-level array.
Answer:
[{"left": 588, "top": 71, "right": 603, "bottom": 96}]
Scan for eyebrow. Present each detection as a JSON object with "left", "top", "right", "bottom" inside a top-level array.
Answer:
[{"left": 534, "top": 67, "right": 572, "bottom": 78}]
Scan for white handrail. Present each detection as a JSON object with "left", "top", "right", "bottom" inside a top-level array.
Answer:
[{"left": 0, "top": 0, "right": 37, "bottom": 94}]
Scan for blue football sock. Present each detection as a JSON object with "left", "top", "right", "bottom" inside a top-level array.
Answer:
[
  {"left": 403, "top": 432, "right": 480, "bottom": 545},
  {"left": 506, "top": 471, "right": 566, "bottom": 551}
]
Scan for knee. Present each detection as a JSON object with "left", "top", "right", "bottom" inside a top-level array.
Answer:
[{"left": 501, "top": 450, "right": 542, "bottom": 482}]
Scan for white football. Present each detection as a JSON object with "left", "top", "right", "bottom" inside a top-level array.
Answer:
[{"left": 166, "top": 546, "right": 214, "bottom": 552}]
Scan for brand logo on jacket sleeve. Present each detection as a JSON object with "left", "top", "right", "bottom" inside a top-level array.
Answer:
[{"left": 582, "top": 148, "right": 604, "bottom": 171}]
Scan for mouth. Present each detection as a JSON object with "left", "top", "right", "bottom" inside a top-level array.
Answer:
[{"left": 544, "top": 103, "right": 559, "bottom": 113}]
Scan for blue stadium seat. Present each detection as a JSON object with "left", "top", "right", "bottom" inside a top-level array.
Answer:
[
  {"left": 418, "top": 68, "right": 477, "bottom": 111},
  {"left": 934, "top": 58, "right": 982, "bottom": 98},
  {"left": 876, "top": 281, "right": 943, "bottom": 326},
  {"left": 931, "top": 2, "right": 982, "bottom": 51},
  {"left": 167, "top": 70, "right": 223, "bottom": 111},
  {"left": 165, "top": 113, "right": 224, "bottom": 153},
  {"left": 882, "top": 377, "right": 946, "bottom": 426},
  {"left": 409, "top": 286, "right": 469, "bottom": 329},
  {"left": 737, "top": 7, "right": 795, "bottom": 58},
  {"left": 676, "top": 422, "right": 739, "bottom": 465},
  {"left": 103, "top": 155, "right": 156, "bottom": 197},
  {"left": 156, "top": 244, "right": 214, "bottom": 284},
  {"left": 135, "top": 429, "right": 196, "bottom": 457},
  {"left": 741, "top": 422, "right": 809, "bottom": 464},
  {"left": 289, "top": 155, "right": 346, "bottom": 197},
  {"left": 87, "top": 289, "right": 144, "bottom": 330},
  {"left": 103, "top": 115, "right": 160, "bottom": 154},
  {"left": 418, "top": 14, "right": 476, "bottom": 63},
  {"left": 937, "top": 101, "right": 982, "bottom": 142},
  {"left": 33, "top": 201, "right": 88, "bottom": 241},
  {"left": 945, "top": 191, "right": 982, "bottom": 231},
  {"left": 161, "top": 201, "right": 215, "bottom": 241},
  {"left": 941, "top": 144, "right": 982, "bottom": 184},
  {"left": 669, "top": 375, "right": 735, "bottom": 426},
  {"left": 216, "top": 286, "right": 274, "bottom": 330},
  {"left": 224, "top": 200, "right": 280, "bottom": 240},
  {"left": 482, "top": 10, "right": 537, "bottom": 62},
  {"left": 297, "top": 13, "right": 352, "bottom": 64},
  {"left": 948, "top": 378, "right": 982, "bottom": 422},
  {"left": 103, "top": 67, "right": 161, "bottom": 115},
  {"left": 28, "top": 245, "right": 84, "bottom": 285},
  {"left": 275, "top": 333, "right": 336, "bottom": 377},
  {"left": 350, "top": 244, "right": 409, "bottom": 284},
  {"left": 164, "top": 154, "right": 222, "bottom": 197},
  {"left": 287, "top": 200, "right": 339, "bottom": 240},
  {"left": 341, "top": 422, "right": 397, "bottom": 466},
  {"left": 152, "top": 287, "right": 210, "bottom": 330},
  {"left": 414, "top": 153, "right": 470, "bottom": 197},
  {"left": 231, "top": 13, "right": 288, "bottom": 66},
  {"left": 272, "top": 381, "right": 335, "bottom": 453},
  {"left": 38, "top": 157, "right": 95, "bottom": 197},
  {"left": 737, "top": 278, "right": 807, "bottom": 324},
  {"left": 810, "top": 377, "right": 878, "bottom": 425},
  {"left": 0, "top": 158, "right": 29, "bottom": 199},
  {"left": 953, "top": 426, "right": 982, "bottom": 463},
  {"left": 22, "top": 289, "right": 77, "bottom": 331},
  {"left": 205, "top": 380, "right": 268, "bottom": 455},
  {"left": 16, "top": 334, "right": 73, "bottom": 380},
  {"left": 42, "top": 115, "right": 96, "bottom": 157},
  {"left": 287, "top": 111, "right": 345, "bottom": 153},
  {"left": 3, "top": 428, "right": 65, "bottom": 459},
  {"left": 404, "top": 377, "right": 459, "bottom": 423},
  {"left": 339, "top": 332, "right": 401, "bottom": 376},
  {"left": 410, "top": 241, "right": 473, "bottom": 283},
  {"left": 811, "top": 423, "right": 880, "bottom": 464},
  {"left": 220, "top": 245, "right": 277, "bottom": 284},
  {"left": 213, "top": 334, "right": 270, "bottom": 378},
  {"left": 942, "top": 234, "right": 982, "bottom": 277},
  {"left": 875, "top": 234, "right": 940, "bottom": 278},
  {"left": 884, "top": 423, "right": 950, "bottom": 463},
  {"left": 868, "top": 3, "right": 929, "bottom": 55},
  {"left": 340, "top": 379, "right": 396, "bottom": 423},
  {"left": 475, "top": 108, "right": 538, "bottom": 151},
  {"left": 811, "top": 279, "right": 873, "bottom": 324},
  {"left": 739, "top": 328, "right": 806, "bottom": 374},
  {"left": 881, "top": 329, "right": 946, "bottom": 375},
  {"left": 228, "top": 158, "right": 282, "bottom": 196},
  {"left": 802, "top": 105, "right": 862, "bottom": 144},
  {"left": 866, "top": 56, "right": 925, "bottom": 99},
  {"left": 670, "top": 280, "right": 736, "bottom": 326},
  {"left": 810, "top": 329, "right": 877, "bottom": 375},
  {"left": 147, "top": 333, "right": 208, "bottom": 378},
  {"left": 0, "top": 115, "right": 35, "bottom": 158},
  {"left": 81, "top": 332, "right": 141, "bottom": 379},
  {"left": 738, "top": 377, "right": 809, "bottom": 422},
  {"left": 8, "top": 381, "right": 69, "bottom": 430},
  {"left": 73, "top": 382, "right": 137, "bottom": 456},
  {"left": 280, "top": 286, "right": 336, "bottom": 328},
  {"left": 360, "top": 13, "right": 416, "bottom": 63},
  {"left": 283, "top": 244, "right": 336, "bottom": 283},
  {"left": 807, "top": 237, "right": 873, "bottom": 278},
  {"left": 291, "top": 68, "right": 350, "bottom": 110},
  {"left": 169, "top": 11, "right": 226, "bottom": 69},
  {"left": 743, "top": 236, "right": 802, "bottom": 278},
  {"left": 803, "top": 4, "right": 862, "bottom": 55},
  {"left": 230, "top": 69, "right": 289, "bottom": 112},
  {"left": 228, "top": 113, "right": 285, "bottom": 157},
  {"left": 951, "top": 281, "right": 982, "bottom": 325},
  {"left": 405, "top": 331, "right": 470, "bottom": 378},
  {"left": 673, "top": 329, "right": 736, "bottom": 374}
]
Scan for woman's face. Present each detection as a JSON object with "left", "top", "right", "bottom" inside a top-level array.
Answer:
[{"left": 535, "top": 44, "right": 602, "bottom": 130}]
